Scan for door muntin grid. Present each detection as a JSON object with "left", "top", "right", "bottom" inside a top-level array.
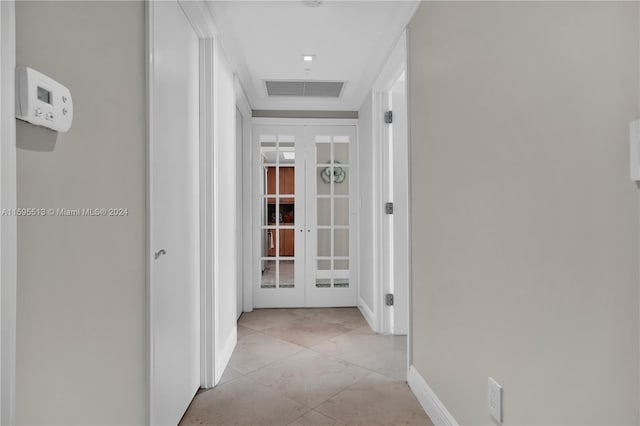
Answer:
[
  {"left": 315, "top": 134, "right": 350, "bottom": 288},
  {"left": 260, "top": 134, "right": 296, "bottom": 289}
]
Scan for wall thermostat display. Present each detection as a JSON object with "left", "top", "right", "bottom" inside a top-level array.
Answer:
[{"left": 15, "top": 66, "right": 73, "bottom": 133}]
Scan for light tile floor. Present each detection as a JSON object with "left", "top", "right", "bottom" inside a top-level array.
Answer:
[{"left": 180, "top": 308, "right": 433, "bottom": 426}]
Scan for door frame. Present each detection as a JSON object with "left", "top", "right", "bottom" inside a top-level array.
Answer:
[
  {"left": 0, "top": 1, "right": 17, "bottom": 424},
  {"left": 371, "top": 30, "right": 411, "bottom": 338},
  {"left": 250, "top": 118, "right": 360, "bottom": 309},
  {"left": 235, "top": 77, "right": 253, "bottom": 313},
  {"left": 146, "top": 1, "right": 219, "bottom": 423}
]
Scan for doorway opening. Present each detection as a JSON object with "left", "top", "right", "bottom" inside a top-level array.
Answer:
[{"left": 252, "top": 122, "right": 358, "bottom": 308}]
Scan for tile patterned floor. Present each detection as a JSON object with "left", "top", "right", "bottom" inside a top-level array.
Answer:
[{"left": 180, "top": 308, "right": 432, "bottom": 426}]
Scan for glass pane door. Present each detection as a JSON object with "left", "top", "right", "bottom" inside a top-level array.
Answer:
[
  {"left": 254, "top": 127, "right": 305, "bottom": 307},
  {"left": 305, "top": 126, "right": 357, "bottom": 307},
  {"left": 253, "top": 124, "right": 357, "bottom": 308}
]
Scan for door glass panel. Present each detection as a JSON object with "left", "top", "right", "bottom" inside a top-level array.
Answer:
[
  {"left": 279, "top": 166, "right": 294, "bottom": 197},
  {"left": 279, "top": 229, "right": 295, "bottom": 256},
  {"left": 334, "top": 259, "right": 349, "bottom": 270},
  {"left": 333, "top": 135, "right": 349, "bottom": 143},
  {"left": 317, "top": 198, "right": 331, "bottom": 226},
  {"left": 334, "top": 229, "right": 349, "bottom": 257},
  {"left": 317, "top": 167, "right": 331, "bottom": 195},
  {"left": 279, "top": 260, "right": 294, "bottom": 288},
  {"left": 334, "top": 143, "right": 349, "bottom": 164},
  {"left": 261, "top": 145, "right": 277, "bottom": 166},
  {"left": 261, "top": 259, "right": 276, "bottom": 288},
  {"left": 334, "top": 278, "right": 349, "bottom": 288},
  {"left": 265, "top": 167, "right": 277, "bottom": 195},
  {"left": 265, "top": 198, "right": 278, "bottom": 227},
  {"left": 262, "top": 228, "right": 277, "bottom": 257},
  {"left": 317, "top": 143, "right": 331, "bottom": 164},
  {"left": 334, "top": 198, "right": 349, "bottom": 226},
  {"left": 280, "top": 203, "right": 295, "bottom": 225},
  {"left": 316, "top": 278, "right": 331, "bottom": 288},
  {"left": 334, "top": 168, "right": 349, "bottom": 196},
  {"left": 317, "top": 229, "right": 331, "bottom": 257},
  {"left": 318, "top": 259, "right": 331, "bottom": 270}
]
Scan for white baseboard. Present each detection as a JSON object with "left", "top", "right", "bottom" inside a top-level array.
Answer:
[
  {"left": 408, "top": 365, "right": 458, "bottom": 426},
  {"left": 357, "top": 298, "right": 377, "bottom": 332},
  {"left": 214, "top": 327, "right": 237, "bottom": 385}
]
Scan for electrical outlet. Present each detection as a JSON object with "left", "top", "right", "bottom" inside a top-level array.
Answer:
[{"left": 488, "top": 377, "right": 502, "bottom": 423}]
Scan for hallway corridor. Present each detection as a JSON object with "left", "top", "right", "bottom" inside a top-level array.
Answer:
[{"left": 180, "top": 308, "right": 432, "bottom": 425}]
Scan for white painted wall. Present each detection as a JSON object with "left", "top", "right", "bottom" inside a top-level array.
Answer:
[
  {"left": 213, "top": 38, "right": 238, "bottom": 382},
  {"left": 409, "top": 2, "right": 640, "bottom": 424},
  {"left": 357, "top": 93, "right": 375, "bottom": 322},
  {"left": 15, "top": 2, "right": 145, "bottom": 423}
]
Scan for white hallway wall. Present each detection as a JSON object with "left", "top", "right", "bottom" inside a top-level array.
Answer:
[
  {"left": 409, "top": 2, "right": 640, "bottom": 424},
  {"left": 213, "top": 37, "right": 238, "bottom": 382}
]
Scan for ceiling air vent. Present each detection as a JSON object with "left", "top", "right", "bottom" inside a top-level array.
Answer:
[{"left": 265, "top": 81, "right": 345, "bottom": 98}]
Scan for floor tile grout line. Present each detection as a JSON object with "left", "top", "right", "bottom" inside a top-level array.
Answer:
[
  {"left": 237, "top": 327, "right": 408, "bottom": 383},
  {"left": 237, "top": 340, "right": 307, "bottom": 376},
  {"left": 305, "top": 345, "right": 408, "bottom": 383},
  {"left": 185, "top": 309, "right": 423, "bottom": 425}
]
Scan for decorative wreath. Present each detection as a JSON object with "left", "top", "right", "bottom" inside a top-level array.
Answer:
[{"left": 320, "top": 162, "right": 346, "bottom": 184}]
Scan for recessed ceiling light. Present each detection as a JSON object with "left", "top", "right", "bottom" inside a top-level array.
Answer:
[
  {"left": 302, "top": 55, "right": 315, "bottom": 62},
  {"left": 282, "top": 152, "right": 295, "bottom": 160}
]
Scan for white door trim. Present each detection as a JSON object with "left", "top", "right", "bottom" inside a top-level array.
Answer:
[
  {"left": 146, "top": 1, "right": 218, "bottom": 422},
  {"left": 179, "top": 0, "right": 218, "bottom": 394},
  {"left": 235, "top": 77, "right": 253, "bottom": 313},
  {"left": 198, "top": 36, "right": 215, "bottom": 389},
  {"left": 371, "top": 31, "right": 410, "bottom": 336},
  {"left": 252, "top": 117, "right": 359, "bottom": 127},
  {"left": 0, "top": 1, "right": 17, "bottom": 423}
]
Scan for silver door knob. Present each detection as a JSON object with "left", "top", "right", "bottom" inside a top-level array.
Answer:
[{"left": 154, "top": 249, "right": 167, "bottom": 260}]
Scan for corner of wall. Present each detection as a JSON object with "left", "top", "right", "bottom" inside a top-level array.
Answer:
[{"left": 408, "top": 366, "right": 458, "bottom": 426}]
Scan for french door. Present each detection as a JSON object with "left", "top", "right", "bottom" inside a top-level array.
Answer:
[{"left": 253, "top": 124, "right": 357, "bottom": 308}]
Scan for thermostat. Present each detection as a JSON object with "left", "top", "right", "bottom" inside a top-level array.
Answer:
[{"left": 15, "top": 66, "right": 73, "bottom": 132}]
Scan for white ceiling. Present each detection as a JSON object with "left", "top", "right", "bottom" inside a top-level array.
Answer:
[{"left": 207, "top": 1, "right": 419, "bottom": 111}]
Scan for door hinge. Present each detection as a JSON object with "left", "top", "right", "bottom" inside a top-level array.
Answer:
[
  {"left": 384, "top": 110, "right": 393, "bottom": 124},
  {"left": 386, "top": 293, "right": 394, "bottom": 306},
  {"left": 385, "top": 202, "right": 394, "bottom": 215}
]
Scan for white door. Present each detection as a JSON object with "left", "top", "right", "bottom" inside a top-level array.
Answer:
[
  {"left": 304, "top": 126, "right": 357, "bottom": 307},
  {"left": 149, "top": 1, "right": 200, "bottom": 424},
  {"left": 390, "top": 74, "right": 409, "bottom": 335},
  {"left": 254, "top": 126, "right": 306, "bottom": 307},
  {"left": 253, "top": 124, "right": 357, "bottom": 308},
  {"left": 381, "top": 73, "right": 409, "bottom": 335}
]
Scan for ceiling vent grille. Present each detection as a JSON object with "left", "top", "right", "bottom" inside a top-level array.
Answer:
[{"left": 265, "top": 81, "right": 345, "bottom": 98}]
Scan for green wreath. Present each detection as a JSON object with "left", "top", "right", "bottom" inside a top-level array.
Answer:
[{"left": 320, "top": 162, "right": 346, "bottom": 184}]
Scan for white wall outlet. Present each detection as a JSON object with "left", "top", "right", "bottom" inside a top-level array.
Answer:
[{"left": 488, "top": 377, "right": 503, "bottom": 423}]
